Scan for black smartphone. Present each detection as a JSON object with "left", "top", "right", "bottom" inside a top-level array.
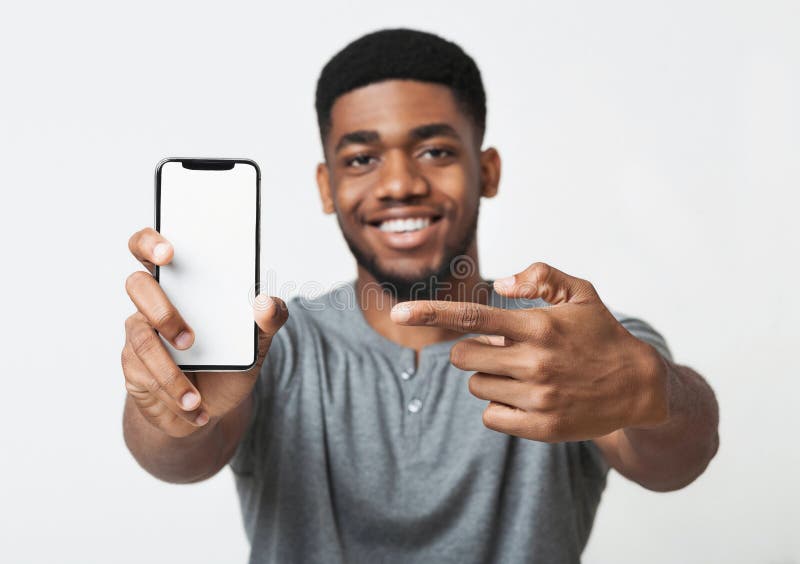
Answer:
[{"left": 154, "top": 158, "right": 260, "bottom": 371}]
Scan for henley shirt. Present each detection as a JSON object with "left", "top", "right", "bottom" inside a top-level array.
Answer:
[{"left": 230, "top": 282, "right": 672, "bottom": 563}]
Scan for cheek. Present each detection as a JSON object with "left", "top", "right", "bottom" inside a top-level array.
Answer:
[
  {"left": 430, "top": 165, "right": 468, "bottom": 195},
  {"left": 332, "top": 178, "right": 371, "bottom": 221},
  {"left": 431, "top": 157, "right": 480, "bottom": 199},
  {"left": 435, "top": 168, "right": 478, "bottom": 222}
]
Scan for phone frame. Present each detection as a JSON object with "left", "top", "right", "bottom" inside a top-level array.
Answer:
[{"left": 154, "top": 157, "right": 261, "bottom": 372}]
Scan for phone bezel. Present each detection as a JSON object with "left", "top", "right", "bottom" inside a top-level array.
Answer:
[{"left": 154, "top": 157, "right": 261, "bottom": 372}]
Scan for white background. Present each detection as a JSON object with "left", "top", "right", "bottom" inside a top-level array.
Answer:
[{"left": 1, "top": 1, "right": 798, "bottom": 563}]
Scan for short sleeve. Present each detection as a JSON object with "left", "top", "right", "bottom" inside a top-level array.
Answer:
[{"left": 611, "top": 310, "right": 673, "bottom": 362}]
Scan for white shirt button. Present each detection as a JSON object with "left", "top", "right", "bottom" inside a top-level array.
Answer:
[
  {"left": 407, "top": 398, "right": 422, "bottom": 413},
  {"left": 400, "top": 368, "right": 414, "bottom": 381}
]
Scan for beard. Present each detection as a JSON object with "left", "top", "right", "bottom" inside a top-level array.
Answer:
[{"left": 340, "top": 204, "right": 480, "bottom": 301}]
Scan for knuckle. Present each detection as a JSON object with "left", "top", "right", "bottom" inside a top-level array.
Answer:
[
  {"left": 528, "top": 262, "right": 551, "bottom": 282},
  {"left": 524, "top": 354, "right": 550, "bottom": 382},
  {"left": 533, "top": 385, "right": 560, "bottom": 411},
  {"left": 517, "top": 310, "right": 546, "bottom": 338},
  {"left": 539, "top": 313, "right": 555, "bottom": 331},
  {"left": 124, "top": 313, "right": 139, "bottom": 333},
  {"left": 145, "top": 375, "right": 163, "bottom": 395},
  {"left": 120, "top": 347, "right": 132, "bottom": 371},
  {"left": 420, "top": 303, "right": 438, "bottom": 324},
  {"left": 583, "top": 280, "right": 599, "bottom": 298},
  {"left": 152, "top": 307, "right": 179, "bottom": 330},
  {"left": 159, "top": 367, "right": 180, "bottom": 391},
  {"left": 146, "top": 365, "right": 182, "bottom": 397},
  {"left": 535, "top": 367, "right": 553, "bottom": 385},
  {"left": 457, "top": 304, "right": 482, "bottom": 330},
  {"left": 125, "top": 312, "right": 150, "bottom": 339},
  {"left": 124, "top": 380, "right": 143, "bottom": 396},
  {"left": 529, "top": 315, "right": 556, "bottom": 344},
  {"left": 129, "top": 326, "right": 159, "bottom": 358}
]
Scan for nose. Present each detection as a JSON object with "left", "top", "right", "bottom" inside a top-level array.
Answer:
[{"left": 374, "top": 150, "right": 430, "bottom": 201}]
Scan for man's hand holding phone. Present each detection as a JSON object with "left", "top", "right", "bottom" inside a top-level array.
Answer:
[{"left": 122, "top": 227, "right": 288, "bottom": 439}]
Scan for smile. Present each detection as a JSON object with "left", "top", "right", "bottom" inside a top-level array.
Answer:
[
  {"left": 378, "top": 217, "right": 432, "bottom": 233},
  {"left": 365, "top": 211, "right": 444, "bottom": 251}
]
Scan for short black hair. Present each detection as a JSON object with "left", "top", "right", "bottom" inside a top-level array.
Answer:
[{"left": 315, "top": 28, "right": 486, "bottom": 146}]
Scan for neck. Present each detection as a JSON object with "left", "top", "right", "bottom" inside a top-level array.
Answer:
[{"left": 354, "top": 244, "right": 491, "bottom": 351}]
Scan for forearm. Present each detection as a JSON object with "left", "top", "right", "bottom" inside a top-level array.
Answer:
[
  {"left": 595, "top": 355, "right": 719, "bottom": 492},
  {"left": 122, "top": 392, "right": 253, "bottom": 484}
]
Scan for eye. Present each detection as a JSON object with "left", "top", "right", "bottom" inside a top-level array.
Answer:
[
  {"left": 419, "top": 147, "right": 454, "bottom": 160},
  {"left": 346, "top": 154, "right": 377, "bottom": 168}
]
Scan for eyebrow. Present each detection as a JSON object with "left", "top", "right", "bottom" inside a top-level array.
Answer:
[
  {"left": 410, "top": 123, "right": 460, "bottom": 142},
  {"left": 333, "top": 123, "right": 461, "bottom": 153},
  {"left": 334, "top": 130, "right": 379, "bottom": 153}
]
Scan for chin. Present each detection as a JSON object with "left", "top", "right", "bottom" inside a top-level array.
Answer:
[
  {"left": 375, "top": 257, "right": 442, "bottom": 281},
  {"left": 366, "top": 257, "right": 454, "bottom": 301}
]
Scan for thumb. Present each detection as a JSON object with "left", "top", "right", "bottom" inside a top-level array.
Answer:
[
  {"left": 492, "top": 262, "right": 598, "bottom": 305},
  {"left": 253, "top": 295, "right": 289, "bottom": 367}
]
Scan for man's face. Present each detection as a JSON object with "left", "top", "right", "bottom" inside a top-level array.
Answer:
[{"left": 316, "top": 80, "right": 499, "bottom": 296}]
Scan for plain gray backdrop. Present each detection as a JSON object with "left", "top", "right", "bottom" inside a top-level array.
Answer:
[{"left": 1, "top": 1, "right": 798, "bottom": 562}]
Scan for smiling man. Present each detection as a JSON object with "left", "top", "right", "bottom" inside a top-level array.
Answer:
[{"left": 121, "top": 29, "right": 719, "bottom": 564}]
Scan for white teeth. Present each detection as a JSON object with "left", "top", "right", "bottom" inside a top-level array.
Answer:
[{"left": 378, "top": 217, "right": 431, "bottom": 233}]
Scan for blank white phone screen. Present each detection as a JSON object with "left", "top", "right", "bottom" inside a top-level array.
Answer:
[{"left": 157, "top": 160, "right": 258, "bottom": 370}]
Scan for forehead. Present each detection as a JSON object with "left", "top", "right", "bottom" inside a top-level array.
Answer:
[{"left": 327, "top": 80, "right": 475, "bottom": 146}]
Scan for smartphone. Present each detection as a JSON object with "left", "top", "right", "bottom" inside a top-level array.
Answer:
[{"left": 154, "top": 158, "right": 260, "bottom": 371}]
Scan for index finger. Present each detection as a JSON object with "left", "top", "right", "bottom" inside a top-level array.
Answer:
[
  {"left": 125, "top": 313, "right": 203, "bottom": 414},
  {"left": 128, "top": 227, "right": 173, "bottom": 274},
  {"left": 391, "top": 301, "right": 531, "bottom": 340}
]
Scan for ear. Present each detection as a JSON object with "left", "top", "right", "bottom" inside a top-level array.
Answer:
[
  {"left": 316, "top": 162, "right": 336, "bottom": 214},
  {"left": 479, "top": 147, "right": 501, "bottom": 199}
]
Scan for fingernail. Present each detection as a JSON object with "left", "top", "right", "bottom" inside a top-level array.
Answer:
[
  {"left": 494, "top": 276, "right": 515, "bottom": 292},
  {"left": 180, "top": 391, "right": 200, "bottom": 410},
  {"left": 195, "top": 411, "right": 209, "bottom": 426},
  {"left": 153, "top": 242, "right": 171, "bottom": 259},
  {"left": 174, "top": 331, "right": 193, "bottom": 349},
  {"left": 391, "top": 303, "right": 412, "bottom": 323}
]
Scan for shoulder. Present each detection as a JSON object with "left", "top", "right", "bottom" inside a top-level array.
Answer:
[
  {"left": 281, "top": 283, "right": 357, "bottom": 334},
  {"left": 268, "top": 282, "right": 360, "bottom": 358}
]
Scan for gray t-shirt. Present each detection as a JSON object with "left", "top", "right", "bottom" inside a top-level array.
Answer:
[{"left": 230, "top": 282, "right": 672, "bottom": 564}]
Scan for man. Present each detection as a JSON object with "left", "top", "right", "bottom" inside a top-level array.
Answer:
[{"left": 121, "top": 29, "right": 719, "bottom": 563}]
